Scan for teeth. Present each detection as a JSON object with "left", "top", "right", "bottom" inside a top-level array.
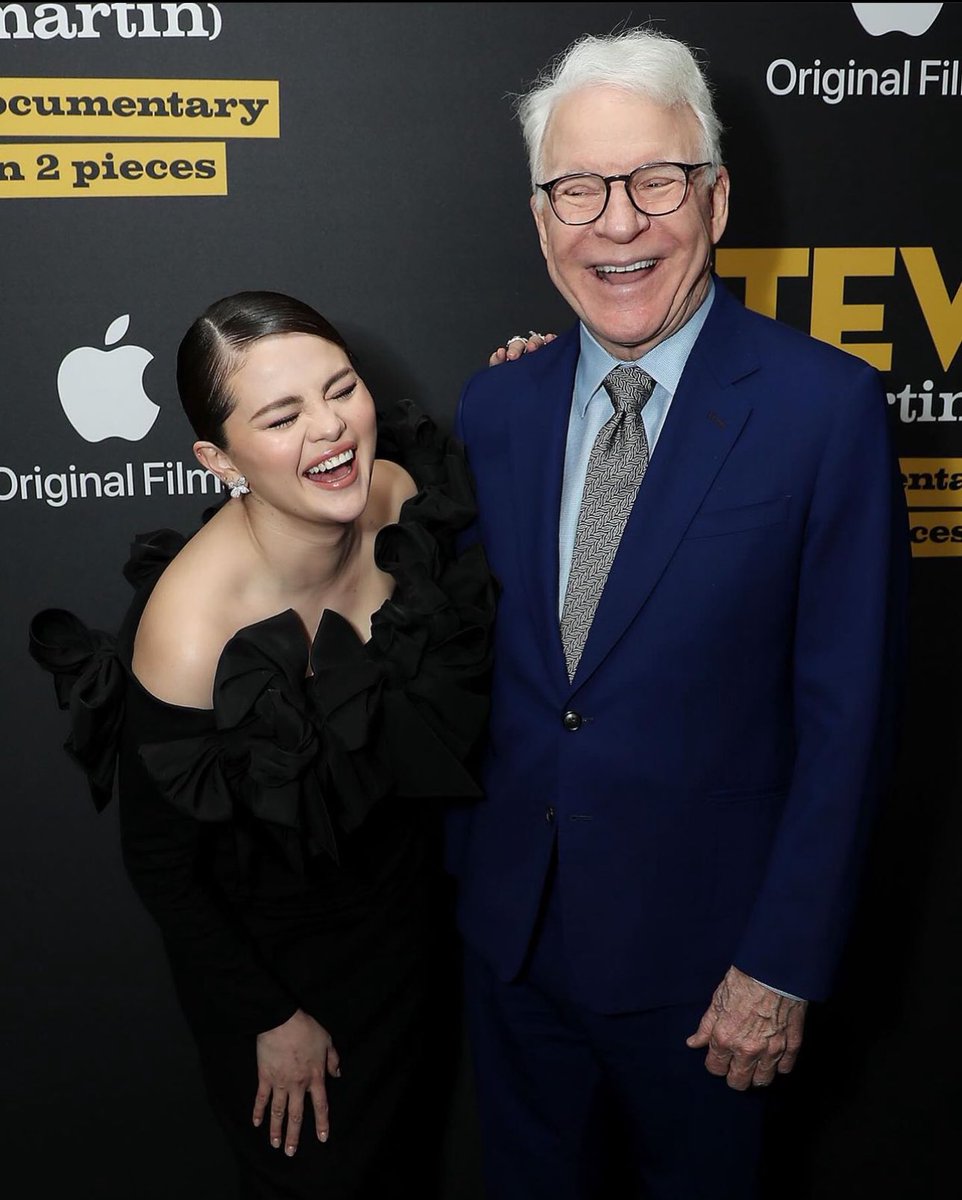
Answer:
[
  {"left": 307, "top": 449, "right": 355, "bottom": 475},
  {"left": 596, "top": 259, "right": 656, "bottom": 274}
]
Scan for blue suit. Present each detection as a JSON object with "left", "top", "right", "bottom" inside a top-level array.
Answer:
[{"left": 450, "top": 281, "right": 908, "bottom": 1196}]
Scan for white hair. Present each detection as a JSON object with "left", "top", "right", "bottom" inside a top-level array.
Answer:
[{"left": 516, "top": 29, "right": 724, "bottom": 197}]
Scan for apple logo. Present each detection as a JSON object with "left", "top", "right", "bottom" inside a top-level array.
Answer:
[
  {"left": 851, "top": 3, "right": 942, "bottom": 36},
  {"left": 57, "top": 314, "right": 159, "bottom": 442}
]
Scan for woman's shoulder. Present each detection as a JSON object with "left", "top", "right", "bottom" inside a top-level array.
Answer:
[
  {"left": 367, "top": 457, "right": 417, "bottom": 532},
  {"left": 130, "top": 517, "right": 243, "bottom": 710},
  {"left": 132, "top": 595, "right": 225, "bottom": 711},
  {"left": 29, "top": 508, "right": 314, "bottom": 818}
]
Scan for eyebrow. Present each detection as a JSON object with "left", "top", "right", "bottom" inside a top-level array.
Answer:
[{"left": 249, "top": 367, "right": 354, "bottom": 422}]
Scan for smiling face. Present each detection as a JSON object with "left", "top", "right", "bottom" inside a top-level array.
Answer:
[
  {"left": 194, "top": 332, "right": 377, "bottom": 527},
  {"left": 532, "top": 85, "right": 730, "bottom": 360}
]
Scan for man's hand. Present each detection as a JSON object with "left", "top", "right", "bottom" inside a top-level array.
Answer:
[
  {"left": 253, "top": 1008, "right": 341, "bottom": 1156},
  {"left": 686, "top": 965, "right": 807, "bottom": 1090}
]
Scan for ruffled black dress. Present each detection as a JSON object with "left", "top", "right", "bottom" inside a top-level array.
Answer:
[{"left": 30, "top": 403, "right": 496, "bottom": 1200}]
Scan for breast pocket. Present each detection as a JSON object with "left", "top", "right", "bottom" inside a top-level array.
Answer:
[
  {"left": 684, "top": 496, "right": 791, "bottom": 540},
  {"left": 705, "top": 785, "right": 788, "bottom": 805}
]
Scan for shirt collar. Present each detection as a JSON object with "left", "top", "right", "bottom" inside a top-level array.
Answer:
[{"left": 574, "top": 280, "right": 715, "bottom": 417}]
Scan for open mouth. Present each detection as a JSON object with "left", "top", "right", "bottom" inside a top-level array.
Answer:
[
  {"left": 595, "top": 258, "right": 657, "bottom": 278},
  {"left": 304, "top": 447, "right": 357, "bottom": 488}
]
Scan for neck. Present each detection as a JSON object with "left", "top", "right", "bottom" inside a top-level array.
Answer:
[{"left": 236, "top": 496, "right": 361, "bottom": 597}]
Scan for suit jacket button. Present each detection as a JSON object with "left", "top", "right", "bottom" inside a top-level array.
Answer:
[
  {"left": 562, "top": 710, "right": 582, "bottom": 731},
  {"left": 545, "top": 806, "right": 556, "bottom": 824}
]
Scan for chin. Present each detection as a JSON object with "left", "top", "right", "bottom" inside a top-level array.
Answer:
[
  {"left": 313, "top": 490, "right": 368, "bottom": 525},
  {"left": 601, "top": 301, "right": 691, "bottom": 353},
  {"left": 591, "top": 322, "right": 662, "bottom": 356},
  {"left": 342, "top": 483, "right": 376, "bottom": 524}
]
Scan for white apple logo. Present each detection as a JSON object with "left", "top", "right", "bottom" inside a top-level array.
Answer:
[
  {"left": 57, "top": 314, "right": 159, "bottom": 442},
  {"left": 851, "top": 3, "right": 943, "bottom": 36}
]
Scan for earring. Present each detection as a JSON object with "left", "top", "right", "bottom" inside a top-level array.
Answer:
[{"left": 226, "top": 475, "right": 250, "bottom": 498}]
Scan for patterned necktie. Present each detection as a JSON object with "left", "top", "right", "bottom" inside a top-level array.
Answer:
[{"left": 560, "top": 364, "right": 655, "bottom": 681}]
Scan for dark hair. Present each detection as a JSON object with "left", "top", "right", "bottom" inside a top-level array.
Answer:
[{"left": 176, "top": 291, "right": 353, "bottom": 447}]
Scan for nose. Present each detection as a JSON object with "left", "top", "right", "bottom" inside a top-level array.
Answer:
[
  {"left": 305, "top": 398, "right": 346, "bottom": 442},
  {"left": 595, "top": 180, "right": 651, "bottom": 241}
]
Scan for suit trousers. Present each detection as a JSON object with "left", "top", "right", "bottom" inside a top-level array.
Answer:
[{"left": 463, "top": 854, "right": 768, "bottom": 1200}]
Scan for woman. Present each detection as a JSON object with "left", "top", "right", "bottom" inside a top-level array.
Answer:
[{"left": 30, "top": 291, "right": 496, "bottom": 1198}]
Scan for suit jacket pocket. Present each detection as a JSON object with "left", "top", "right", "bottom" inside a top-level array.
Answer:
[
  {"left": 705, "top": 785, "right": 788, "bottom": 805},
  {"left": 685, "top": 496, "right": 791, "bottom": 540}
]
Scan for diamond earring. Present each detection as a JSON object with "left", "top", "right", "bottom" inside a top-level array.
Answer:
[{"left": 226, "top": 475, "right": 250, "bottom": 498}]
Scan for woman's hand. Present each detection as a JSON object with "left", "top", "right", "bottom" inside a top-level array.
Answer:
[
  {"left": 488, "top": 330, "right": 557, "bottom": 366},
  {"left": 253, "top": 1008, "right": 341, "bottom": 1156}
]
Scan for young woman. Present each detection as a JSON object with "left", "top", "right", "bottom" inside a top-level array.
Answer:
[{"left": 31, "top": 291, "right": 496, "bottom": 1198}]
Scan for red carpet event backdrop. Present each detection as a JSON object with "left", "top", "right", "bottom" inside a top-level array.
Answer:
[{"left": 2, "top": 4, "right": 958, "bottom": 1196}]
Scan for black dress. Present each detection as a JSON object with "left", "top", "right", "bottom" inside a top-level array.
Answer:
[{"left": 30, "top": 403, "right": 496, "bottom": 1200}]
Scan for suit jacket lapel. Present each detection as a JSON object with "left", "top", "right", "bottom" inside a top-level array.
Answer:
[
  {"left": 571, "top": 287, "right": 759, "bottom": 690},
  {"left": 509, "top": 326, "right": 579, "bottom": 690}
]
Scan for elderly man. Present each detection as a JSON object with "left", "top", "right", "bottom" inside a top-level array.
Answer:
[{"left": 448, "top": 27, "right": 908, "bottom": 1200}]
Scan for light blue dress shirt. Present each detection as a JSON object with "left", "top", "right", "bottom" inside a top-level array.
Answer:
[
  {"left": 555, "top": 282, "right": 802, "bottom": 1003},
  {"left": 557, "top": 283, "right": 715, "bottom": 612}
]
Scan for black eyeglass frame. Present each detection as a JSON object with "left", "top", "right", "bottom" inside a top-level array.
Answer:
[{"left": 537, "top": 161, "right": 713, "bottom": 226}]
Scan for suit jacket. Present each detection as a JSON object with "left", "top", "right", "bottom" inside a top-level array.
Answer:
[{"left": 449, "top": 280, "right": 909, "bottom": 1013}]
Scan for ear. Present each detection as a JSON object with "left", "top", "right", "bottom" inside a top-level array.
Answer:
[
  {"left": 530, "top": 193, "right": 550, "bottom": 261},
  {"left": 708, "top": 166, "right": 730, "bottom": 245},
  {"left": 193, "top": 440, "right": 237, "bottom": 483}
]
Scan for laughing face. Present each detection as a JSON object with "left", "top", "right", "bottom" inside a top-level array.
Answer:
[
  {"left": 532, "top": 86, "right": 730, "bottom": 360},
  {"left": 195, "top": 332, "right": 377, "bottom": 527}
]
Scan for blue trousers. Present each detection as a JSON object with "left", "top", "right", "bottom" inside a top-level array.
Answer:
[{"left": 463, "top": 873, "right": 768, "bottom": 1200}]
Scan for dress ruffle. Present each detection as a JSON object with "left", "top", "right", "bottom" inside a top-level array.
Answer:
[
  {"left": 29, "top": 401, "right": 494, "bottom": 862},
  {"left": 29, "top": 609, "right": 125, "bottom": 812},
  {"left": 139, "top": 611, "right": 338, "bottom": 867}
]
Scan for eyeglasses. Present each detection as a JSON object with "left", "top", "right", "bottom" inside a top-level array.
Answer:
[{"left": 537, "top": 161, "right": 712, "bottom": 226}]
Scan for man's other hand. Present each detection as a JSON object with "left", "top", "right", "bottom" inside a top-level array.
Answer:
[{"left": 686, "top": 965, "right": 807, "bottom": 1090}]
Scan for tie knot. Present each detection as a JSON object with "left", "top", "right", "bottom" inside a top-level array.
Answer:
[{"left": 602, "top": 365, "right": 655, "bottom": 416}]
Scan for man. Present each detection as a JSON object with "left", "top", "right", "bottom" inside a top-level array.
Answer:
[{"left": 448, "top": 27, "right": 908, "bottom": 1200}]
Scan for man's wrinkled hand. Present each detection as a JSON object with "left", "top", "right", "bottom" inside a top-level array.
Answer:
[{"left": 686, "top": 965, "right": 807, "bottom": 1090}]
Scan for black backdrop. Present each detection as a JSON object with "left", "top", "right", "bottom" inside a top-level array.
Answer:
[{"left": 2, "top": 4, "right": 960, "bottom": 1196}]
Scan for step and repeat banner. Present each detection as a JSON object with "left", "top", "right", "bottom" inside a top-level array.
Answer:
[{"left": 2, "top": 4, "right": 958, "bottom": 1196}]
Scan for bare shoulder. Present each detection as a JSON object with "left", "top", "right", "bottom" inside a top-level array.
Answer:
[
  {"left": 368, "top": 458, "right": 417, "bottom": 528},
  {"left": 131, "top": 536, "right": 230, "bottom": 710}
]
